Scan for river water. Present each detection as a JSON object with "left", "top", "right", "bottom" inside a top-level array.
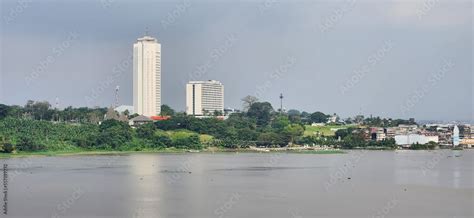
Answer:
[{"left": 1, "top": 150, "right": 473, "bottom": 218}]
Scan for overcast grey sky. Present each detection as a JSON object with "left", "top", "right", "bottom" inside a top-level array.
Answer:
[{"left": 0, "top": 0, "right": 472, "bottom": 121}]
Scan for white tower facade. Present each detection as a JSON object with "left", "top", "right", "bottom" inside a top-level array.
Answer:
[
  {"left": 186, "top": 80, "right": 224, "bottom": 116},
  {"left": 133, "top": 35, "right": 161, "bottom": 116}
]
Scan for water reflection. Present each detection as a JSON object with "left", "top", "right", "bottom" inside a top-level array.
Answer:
[
  {"left": 128, "top": 154, "right": 162, "bottom": 217},
  {"left": 3, "top": 151, "right": 473, "bottom": 217}
]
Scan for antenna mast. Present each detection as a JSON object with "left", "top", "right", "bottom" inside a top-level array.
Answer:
[
  {"left": 279, "top": 93, "right": 284, "bottom": 114},
  {"left": 55, "top": 96, "right": 59, "bottom": 109},
  {"left": 114, "top": 86, "right": 120, "bottom": 108}
]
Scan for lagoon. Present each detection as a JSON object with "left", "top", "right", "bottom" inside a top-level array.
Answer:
[{"left": 2, "top": 150, "right": 473, "bottom": 217}]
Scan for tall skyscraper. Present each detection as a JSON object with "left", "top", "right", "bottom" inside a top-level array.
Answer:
[
  {"left": 186, "top": 80, "right": 224, "bottom": 116},
  {"left": 133, "top": 35, "right": 161, "bottom": 116}
]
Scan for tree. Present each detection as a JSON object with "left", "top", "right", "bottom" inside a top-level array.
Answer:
[
  {"left": 97, "top": 119, "right": 132, "bottom": 149},
  {"left": 24, "top": 100, "right": 53, "bottom": 120},
  {"left": 283, "top": 124, "right": 305, "bottom": 144},
  {"left": 169, "top": 131, "right": 201, "bottom": 149},
  {"left": 0, "top": 104, "right": 10, "bottom": 119},
  {"left": 160, "top": 105, "right": 175, "bottom": 116},
  {"left": 0, "top": 136, "right": 15, "bottom": 153},
  {"left": 287, "top": 109, "right": 300, "bottom": 116},
  {"left": 129, "top": 113, "right": 139, "bottom": 119},
  {"left": 236, "top": 128, "right": 258, "bottom": 141},
  {"left": 335, "top": 128, "right": 355, "bottom": 140},
  {"left": 247, "top": 102, "right": 274, "bottom": 127},
  {"left": 310, "top": 111, "right": 328, "bottom": 123},
  {"left": 271, "top": 115, "right": 290, "bottom": 131},
  {"left": 354, "top": 115, "right": 364, "bottom": 124},
  {"left": 301, "top": 111, "right": 310, "bottom": 118},
  {"left": 257, "top": 132, "right": 285, "bottom": 147},
  {"left": 213, "top": 110, "right": 223, "bottom": 116},
  {"left": 17, "top": 135, "right": 46, "bottom": 151},
  {"left": 136, "top": 123, "right": 156, "bottom": 139},
  {"left": 241, "top": 95, "right": 259, "bottom": 111},
  {"left": 152, "top": 131, "right": 172, "bottom": 148},
  {"left": 104, "top": 106, "right": 119, "bottom": 120},
  {"left": 123, "top": 109, "right": 130, "bottom": 117}
]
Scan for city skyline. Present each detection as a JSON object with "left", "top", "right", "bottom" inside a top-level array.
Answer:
[{"left": 0, "top": 0, "right": 472, "bottom": 121}]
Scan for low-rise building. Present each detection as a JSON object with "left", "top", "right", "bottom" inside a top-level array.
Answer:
[
  {"left": 395, "top": 134, "right": 439, "bottom": 147},
  {"left": 460, "top": 138, "right": 474, "bottom": 148},
  {"left": 129, "top": 115, "right": 153, "bottom": 127},
  {"left": 370, "top": 127, "right": 386, "bottom": 141}
]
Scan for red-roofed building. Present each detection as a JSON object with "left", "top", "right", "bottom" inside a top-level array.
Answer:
[{"left": 151, "top": 116, "right": 171, "bottom": 121}]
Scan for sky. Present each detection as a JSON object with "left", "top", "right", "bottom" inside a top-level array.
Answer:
[{"left": 0, "top": 0, "right": 472, "bottom": 121}]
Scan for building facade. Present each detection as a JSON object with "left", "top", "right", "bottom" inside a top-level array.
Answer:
[
  {"left": 133, "top": 35, "right": 161, "bottom": 116},
  {"left": 186, "top": 80, "right": 224, "bottom": 116},
  {"left": 394, "top": 134, "right": 439, "bottom": 147}
]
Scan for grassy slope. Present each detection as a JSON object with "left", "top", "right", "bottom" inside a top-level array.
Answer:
[{"left": 304, "top": 124, "right": 356, "bottom": 137}]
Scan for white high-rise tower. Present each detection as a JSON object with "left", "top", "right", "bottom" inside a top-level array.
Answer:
[{"left": 133, "top": 35, "right": 161, "bottom": 116}]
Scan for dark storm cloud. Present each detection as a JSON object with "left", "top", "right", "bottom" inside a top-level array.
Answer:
[{"left": 0, "top": 0, "right": 472, "bottom": 121}]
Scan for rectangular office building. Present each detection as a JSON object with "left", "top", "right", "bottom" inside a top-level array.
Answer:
[{"left": 186, "top": 80, "right": 224, "bottom": 116}]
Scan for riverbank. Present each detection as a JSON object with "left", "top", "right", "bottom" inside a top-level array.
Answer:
[{"left": 0, "top": 147, "right": 346, "bottom": 158}]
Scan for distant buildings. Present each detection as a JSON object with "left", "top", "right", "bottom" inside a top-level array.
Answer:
[
  {"left": 394, "top": 134, "right": 439, "bottom": 147},
  {"left": 370, "top": 128, "right": 386, "bottom": 141},
  {"left": 129, "top": 115, "right": 153, "bottom": 127},
  {"left": 453, "top": 125, "right": 460, "bottom": 146},
  {"left": 186, "top": 80, "right": 224, "bottom": 116},
  {"left": 133, "top": 35, "right": 161, "bottom": 116},
  {"left": 224, "top": 108, "right": 240, "bottom": 116},
  {"left": 327, "top": 114, "right": 338, "bottom": 123}
]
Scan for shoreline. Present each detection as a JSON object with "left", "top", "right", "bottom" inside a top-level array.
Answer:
[
  {"left": 0, "top": 148, "right": 346, "bottom": 158},
  {"left": 1, "top": 147, "right": 468, "bottom": 159}
]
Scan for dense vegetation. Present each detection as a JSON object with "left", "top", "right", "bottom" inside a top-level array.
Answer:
[{"left": 0, "top": 98, "right": 412, "bottom": 153}]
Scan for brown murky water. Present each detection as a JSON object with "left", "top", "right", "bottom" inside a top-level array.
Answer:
[{"left": 2, "top": 150, "right": 473, "bottom": 217}]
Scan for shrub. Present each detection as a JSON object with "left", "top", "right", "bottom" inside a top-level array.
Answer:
[
  {"left": 16, "top": 136, "right": 46, "bottom": 151},
  {"left": 0, "top": 136, "right": 15, "bottom": 153},
  {"left": 169, "top": 131, "right": 201, "bottom": 149}
]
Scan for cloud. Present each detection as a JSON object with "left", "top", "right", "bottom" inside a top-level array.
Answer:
[{"left": 386, "top": 0, "right": 472, "bottom": 27}]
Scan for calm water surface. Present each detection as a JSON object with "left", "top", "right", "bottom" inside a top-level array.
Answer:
[{"left": 2, "top": 150, "right": 473, "bottom": 218}]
